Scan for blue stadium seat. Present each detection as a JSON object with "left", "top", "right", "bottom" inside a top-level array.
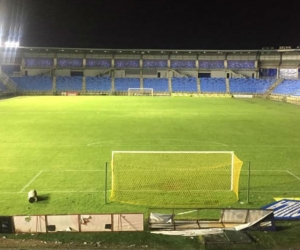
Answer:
[
  {"left": 230, "top": 78, "right": 275, "bottom": 93},
  {"left": 143, "top": 78, "right": 169, "bottom": 92},
  {"left": 115, "top": 60, "right": 139, "bottom": 68},
  {"left": 115, "top": 78, "right": 140, "bottom": 92},
  {"left": 200, "top": 78, "right": 226, "bottom": 93},
  {"left": 57, "top": 58, "right": 83, "bottom": 68},
  {"left": 143, "top": 60, "right": 168, "bottom": 68},
  {"left": 171, "top": 60, "right": 195, "bottom": 68},
  {"left": 56, "top": 76, "right": 82, "bottom": 91},
  {"left": 273, "top": 79, "right": 300, "bottom": 95},
  {"left": 86, "top": 59, "right": 111, "bottom": 68},
  {"left": 24, "top": 58, "right": 54, "bottom": 67},
  {"left": 172, "top": 77, "right": 197, "bottom": 92},
  {"left": 11, "top": 76, "right": 52, "bottom": 91},
  {"left": 199, "top": 60, "right": 224, "bottom": 69},
  {"left": 86, "top": 77, "right": 112, "bottom": 91},
  {"left": 227, "top": 60, "right": 255, "bottom": 69}
]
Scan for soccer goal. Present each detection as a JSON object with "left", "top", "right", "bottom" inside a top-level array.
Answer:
[
  {"left": 110, "top": 151, "right": 243, "bottom": 207},
  {"left": 128, "top": 88, "right": 153, "bottom": 96}
]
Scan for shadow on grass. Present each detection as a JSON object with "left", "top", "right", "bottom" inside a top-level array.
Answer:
[
  {"left": 274, "top": 221, "right": 300, "bottom": 231},
  {"left": 37, "top": 194, "right": 51, "bottom": 203}
]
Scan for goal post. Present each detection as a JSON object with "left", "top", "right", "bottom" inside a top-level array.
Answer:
[
  {"left": 110, "top": 151, "right": 243, "bottom": 207},
  {"left": 128, "top": 88, "right": 153, "bottom": 96}
]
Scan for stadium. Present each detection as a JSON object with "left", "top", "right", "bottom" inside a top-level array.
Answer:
[{"left": 1, "top": 45, "right": 300, "bottom": 247}]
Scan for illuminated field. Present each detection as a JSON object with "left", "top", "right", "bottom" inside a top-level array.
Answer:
[{"left": 1, "top": 96, "right": 300, "bottom": 215}]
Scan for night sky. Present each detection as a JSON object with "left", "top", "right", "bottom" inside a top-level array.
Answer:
[{"left": 3, "top": 0, "right": 300, "bottom": 50}]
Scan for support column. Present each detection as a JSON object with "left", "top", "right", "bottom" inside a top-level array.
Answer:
[
  {"left": 140, "top": 54, "right": 143, "bottom": 88},
  {"left": 111, "top": 53, "right": 115, "bottom": 94},
  {"left": 168, "top": 70, "right": 172, "bottom": 94},
  {"left": 226, "top": 78, "right": 230, "bottom": 93},
  {"left": 111, "top": 70, "right": 115, "bottom": 93},
  {"left": 197, "top": 77, "right": 201, "bottom": 93},
  {"left": 52, "top": 76, "right": 56, "bottom": 94},
  {"left": 82, "top": 76, "right": 86, "bottom": 93},
  {"left": 140, "top": 70, "right": 143, "bottom": 88}
]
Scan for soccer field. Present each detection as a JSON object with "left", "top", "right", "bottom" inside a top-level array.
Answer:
[{"left": 1, "top": 96, "right": 300, "bottom": 215}]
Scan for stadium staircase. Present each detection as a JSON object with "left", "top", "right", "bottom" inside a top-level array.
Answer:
[
  {"left": 171, "top": 69, "right": 189, "bottom": 77},
  {"left": 227, "top": 70, "right": 246, "bottom": 78},
  {"left": 264, "top": 78, "right": 284, "bottom": 97},
  {"left": 0, "top": 70, "right": 17, "bottom": 93},
  {"left": 98, "top": 68, "right": 113, "bottom": 77}
]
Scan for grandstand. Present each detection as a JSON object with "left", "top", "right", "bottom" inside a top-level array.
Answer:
[{"left": 1, "top": 46, "right": 300, "bottom": 101}]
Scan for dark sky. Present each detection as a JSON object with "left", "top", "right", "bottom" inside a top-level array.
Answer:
[{"left": 4, "top": 0, "right": 300, "bottom": 50}]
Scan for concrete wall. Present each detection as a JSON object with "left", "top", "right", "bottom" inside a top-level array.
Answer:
[
  {"left": 84, "top": 69, "right": 110, "bottom": 76},
  {"left": 55, "top": 69, "right": 71, "bottom": 76},
  {"left": 24, "top": 69, "right": 52, "bottom": 76},
  {"left": 211, "top": 71, "right": 226, "bottom": 78}
]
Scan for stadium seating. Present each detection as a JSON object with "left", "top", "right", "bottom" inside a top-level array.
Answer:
[
  {"left": 25, "top": 58, "right": 54, "bottom": 67},
  {"left": 229, "top": 78, "right": 275, "bottom": 93},
  {"left": 172, "top": 77, "right": 197, "bottom": 92},
  {"left": 272, "top": 79, "right": 300, "bottom": 95},
  {"left": 143, "top": 78, "right": 169, "bottom": 92},
  {"left": 200, "top": 78, "right": 226, "bottom": 93},
  {"left": 171, "top": 60, "right": 195, "bottom": 68},
  {"left": 56, "top": 76, "right": 82, "bottom": 91},
  {"left": 115, "top": 78, "right": 140, "bottom": 92},
  {"left": 57, "top": 58, "right": 83, "bottom": 68},
  {"left": 199, "top": 60, "right": 224, "bottom": 69},
  {"left": 11, "top": 76, "right": 53, "bottom": 91},
  {"left": 259, "top": 68, "right": 277, "bottom": 77},
  {"left": 86, "top": 59, "right": 111, "bottom": 68},
  {"left": 293, "top": 89, "right": 300, "bottom": 96},
  {"left": 227, "top": 60, "right": 255, "bottom": 69},
  {"left": 115, "top": 59, "right": 139, "bottom": 68},
  {"left": 143, "top": 60, "right": 168, "bottom": 68},
  {"left": 86, "top": 77, "right": 112, "bottom": 92}
]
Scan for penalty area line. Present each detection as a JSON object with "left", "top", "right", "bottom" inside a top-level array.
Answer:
[
  {"left": 286, "top": 170, "right": 300, "bottom": 181},
  {"left": 19, "top": 170, "right": 43, "bottom": 193}
]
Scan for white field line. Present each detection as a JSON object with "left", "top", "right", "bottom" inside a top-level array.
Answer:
[
  {"left": 0, "top": 190, "right": 107, "bottom": 194},
  {"left": 243, "top": 191, "right": 300, "bottom": 193},
  {"left": 88, "top": 139, "right": 228, "bottom": 147},
  {"left": 286, "top": 170, "right": 300, "bottom": 181},
  {"left": 42, "top": 170, "right": 104, "bottom": 172},
  {"left": 19, "top": 170, "right": 43, "bottom": 193},
  {"left": 241, "top": 170, "right": 287, "bottom": 172}
]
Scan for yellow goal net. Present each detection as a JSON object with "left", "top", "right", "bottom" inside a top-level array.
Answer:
[{"left": 110, "top": 151, "right": 243, "bottom": 207}]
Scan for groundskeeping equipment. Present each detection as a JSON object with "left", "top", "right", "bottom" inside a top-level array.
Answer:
[{"left": 110, "top": 151, "right": 243, "bottom": 207}]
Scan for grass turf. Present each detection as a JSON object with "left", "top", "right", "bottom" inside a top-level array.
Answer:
[{"left": 0, "top": 96, "right": 300, "bottom": 215}]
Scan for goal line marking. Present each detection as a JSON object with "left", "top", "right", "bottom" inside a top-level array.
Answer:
[{"left": 19, "top": 170, "right": 43, "bottom": 193}]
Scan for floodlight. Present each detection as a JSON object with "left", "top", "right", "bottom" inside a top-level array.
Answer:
[{"left": 4, "top": 41, "right": 19, "bottom": 48}]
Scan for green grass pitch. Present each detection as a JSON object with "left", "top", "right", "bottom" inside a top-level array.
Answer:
[{"left": 1, "top": 96, "right": 300, "bottom": 215}]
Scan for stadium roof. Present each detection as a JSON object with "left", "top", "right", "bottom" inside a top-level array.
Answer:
[{"left": 13, "top": 46, "right": 300, "bottom": 55}]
